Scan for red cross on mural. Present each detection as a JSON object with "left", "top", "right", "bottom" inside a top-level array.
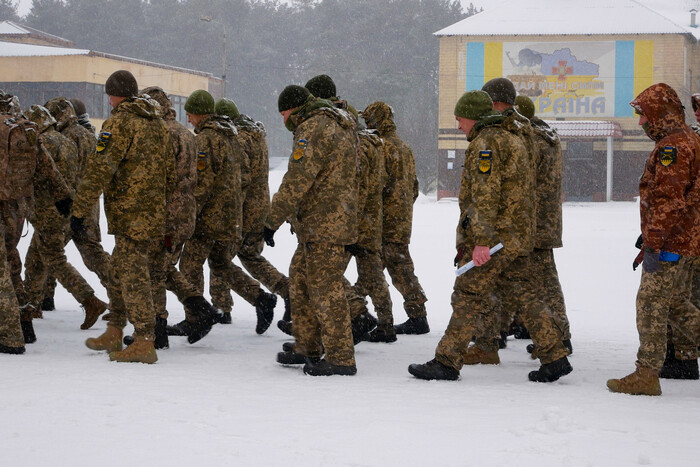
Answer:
[{"left": 552, "top": 60, "right": 573, "bottom": 81}]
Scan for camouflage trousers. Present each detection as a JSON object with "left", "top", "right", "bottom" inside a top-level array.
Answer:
[
  {"left": 290, "top": 242, "right": 355, "bottom": 367},
  {"left": 382, "top": 242, "right": 427, "bottom": 319},
  {"left": 347, "top": 247, "right": 393, "bottom": 328},
  {"left": 23, "top": 226, "right": 95, "bottom": 308},
  {"left": 0, "top": 202, "right": 24, "bottom": 348},
  {"left": 637, "top": 256, "right": 700, "bottom": 369},
  {"left": 107, "top": 236, "right": 158, "bottom": 340},
  {"left": 44, "top": 205, "right": 102, "bottom": 301},
  {"left": 436, "top": 253, "right": 568, "bottom": 370},
  {"left": 160, "top": 242, "right": 199, "bottom": 319},
  {"left": 209, "top": 231, "right": 288, "bottom": 312},
  {"left": 179, "top": 234, "right": 261, "bottom": 321},
  {"left": 476, "top": 248, "right": 570, "bottom": 347}
]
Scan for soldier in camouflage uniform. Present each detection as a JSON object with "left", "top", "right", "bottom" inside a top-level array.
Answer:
[
  {"left": 303, "top": 75, "right": 383, "bottom": 342},
  {"left": 121, "top": 86, "right": 199, "bottom": 350},
  {"left": 409, "top": 90, "right": 572, "bottom": 382},
  {"left": 21, "top": 105, "right": 107, "bottom": 330},
  {"left": 269, "top": 85, "right": 358, "bottom": 376},
  {"left": 514, "top": 95, "right": 571, "bottom": 355},
  {"left": 0, "top": 92, "right": 72, "bottom": 353},
  {"left": 465, "top": 83, "right": 571, "bottom": 364},
  {"left": 206, "top": 98, "right": 279, "bottom": 333},
  {"left": 361, "top": 101, "right": 428, "bottom": 335},
  {"left": 607, "top": 83, "right": 700, "bottom": 395},
  {"left": 44, "top": 97, "right": 118, "bottom": 326},
  {"left": 73, "top": 70, "right": 175, "bottom": 364},
  {"left": 169, "top": 90, "right": 256, "bottom": 341},
  {"left": 632, "top": 91, "right": 700, "bottom": 382}
]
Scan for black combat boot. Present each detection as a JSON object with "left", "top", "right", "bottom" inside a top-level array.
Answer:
[
  {"left": 21, "top": 320, "right": 36, "bottom": 344},
  {"left": 363, "top": 326, "right": 397, "bottom": 343},
  {"left": 282, "top": 341, "right": 295, "bottom": 352},
  {"left": 166, "top": 320, "right": 194, "bottom": 336},
  {"left": 183, "top": 296, "right": 221, "bottom": 344},
  {"left": 394, "top": 316, "right": 430, "bottom": 335},
  {"left": 0, "top": 342, "right": 25, "bottom": 354},
  {"left": 408, "top": 359, "right": 459, "bottom": 381},
  {"left": 277, "top": 350, "right": 320, "bottom": 365},
  {"left": 124, "top": 317, "right": 169, "bottom": 350},
  {"left": 528, "top": 356, "right": 573, "bottom": 382},
  {"left": 351, "top": 312, "right": 378, "bottom": 344},
  {"left": 303, "top": 358, "right": 357, "bottom": 376},
  {"left": 510, "top": 321, "right": 530, "bottom": 339},
  {"left": 255, "top": 292, "right": 277, "bottom": 335},
  {"left": 660, "top": 355, "right": 699, "bottom": 380},
  {"left": 498, "top": 332, "right": 508, "bottom": 349},
  {"left": 277, "top": 319, "right": 293, "bottom": 335},
  {"left": 218, "top": 311, "right": 232, "bottom": 324},
  {"left": 41, "top": 296, "right": 55, "bottom": 311}
]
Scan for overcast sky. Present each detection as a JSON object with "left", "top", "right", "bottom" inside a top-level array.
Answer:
[{"left": 14, "top": 0, "right": 505, "bottom": 18}]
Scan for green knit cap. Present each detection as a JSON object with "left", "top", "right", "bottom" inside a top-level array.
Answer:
[
  {"left": 184, "top": 89, "right": 215, "bottom": 115},
  {"left": 215, "top": 98, "right": 239, "bottom": 119},
  {"left": 515, "top": 95, "right": 535, "bottom": 119},
  {"left": 278, "top": 85, "right": 311, "bottom": 112},
  {"left": 454, "top": 90, "right": 494, "bottom": 120},
  {"left": 305, "top": 74, "right": 336, "bottom": 99}
]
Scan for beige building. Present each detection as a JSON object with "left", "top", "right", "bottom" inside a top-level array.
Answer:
[
  {"left": 0, "top": 21, "right": 222, "bottom": 129},
  {"left": 435, "top": 0, "right": 700, "bottom": 200}
]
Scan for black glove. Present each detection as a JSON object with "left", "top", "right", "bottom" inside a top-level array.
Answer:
[
  {"left": 454, "top": 246, "right": 466, "bottom": 267},
  {"left": 263, "top": 227, "right": 276, "bottom": 247},
  {"left": 345, "top": 243, "right": 362, "bottom": 256},
  {"left": 54, "top": 198, "right": 72, "bottom": 217},
  {"left": 461, "top": 215, "right": 470, "bottom": 230},
  {"left": 642, "top": 249, "right": 660, "bottom": 273},
  {"left": 632, "top": 249, "right": 645, "bottom": 271},
  {"left": 70, "top": 215, "right": 86, "bottom": 236},
  {"left": 635, "top": 234, "right": 643, "bottom": 250}
]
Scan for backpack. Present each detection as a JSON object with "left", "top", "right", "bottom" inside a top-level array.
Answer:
[{"left": 0, "top": 114, "right": 38, "bottom": 201}]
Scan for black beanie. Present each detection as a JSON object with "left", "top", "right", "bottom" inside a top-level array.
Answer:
[
  {"left": 105, "top": 70, "right": 138, "bottom": 98},
  {"left": 481, "top": 78, "right": 516, "bottom": 105},
  {"left": 305, "top": 74, "right": 336, "bottom": 99},
  {"left": 278, "top": 85, "right": 311, "bottom": 112}
]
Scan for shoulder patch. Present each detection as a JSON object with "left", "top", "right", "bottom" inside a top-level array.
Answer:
[
  {"left": 478, "top": 150, "right": 492, "bottom": 175},
  {"left": 197, "top": 151, "right": 207, "bottom": 171},
  {"left": 292, "top": 139, "right": 307, "bottom": 161},
  {"left": 660, "top": 146, "right": 677, "bottom": 167},
  {"left": 96, "top": 131, "right": 111, "bottom": 153}
]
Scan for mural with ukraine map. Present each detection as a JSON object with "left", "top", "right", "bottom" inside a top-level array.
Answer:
[
  {"left": 465, "top": 40, "right": 652, "bottom": 118},
  {"left": 503, "top": 41, "right": 614, "bottom": 117}
]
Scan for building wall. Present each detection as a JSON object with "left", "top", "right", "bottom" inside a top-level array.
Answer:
[
  {"left": 437, "top": 33, "right": 698, "bottom": 200},
  {"left": 0, "top": 52, "right": 221, "bottom": 129}
]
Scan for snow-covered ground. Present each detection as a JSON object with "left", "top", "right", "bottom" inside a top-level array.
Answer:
[{"left": 4, "top": 165, "right": 699, "bottom": 466}]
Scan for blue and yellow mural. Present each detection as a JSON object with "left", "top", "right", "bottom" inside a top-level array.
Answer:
[{"left": 465, "top": 40, "right": 653, "bottom": 118}]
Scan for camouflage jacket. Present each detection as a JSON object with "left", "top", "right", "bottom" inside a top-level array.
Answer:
[
  {"left": 381, "top": 129, "right": 419, "bottom": 244},
  {"left": 267, "top": 105, "right": 358, "bottom": 245},
  {"left": 233, "top": 114, "right": 269, "bottom": 235},
  {"left": 357, "top": 129, "right": 386, "bottom": 252},
  {"left": 31, "top": 127, "right": 79, "bottom": 231},
  {"left": 193, "top": 114, "right": 244, "bottom": 243},
  {"left": 457, "top": 114, "right": 535, "bottom": 258},
  {"left": 531, "top": 117, "right": 563, "bottom": 249},
  {"left": 164, "top": 115, "right": 197, "bottom": 244},
  {"left": 634, "top": 84, "right": 700, "bottom": 256},
  {"left": 72, "top": 97, "right": 175, "bottom": 241}
]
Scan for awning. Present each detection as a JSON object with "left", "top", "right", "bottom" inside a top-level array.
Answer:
[{"left": 543, "top": 120, "right": 622, "bottom": 138}]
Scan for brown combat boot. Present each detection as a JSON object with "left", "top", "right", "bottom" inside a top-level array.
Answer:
[
  {"left": 80, "top": 295, "right": 108, "bottom": 330},
  {"left": 463, "top": 345, "right": 500, "bottom": 365},
  {"left": 85, "top": 325, "right": 123, "bottom": 352},
  {"left": 606, "top": 366, "right": 661, "bottom": 396},
  {"left": 108, "top": 337, "right": 157, "bottom": 364}
]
